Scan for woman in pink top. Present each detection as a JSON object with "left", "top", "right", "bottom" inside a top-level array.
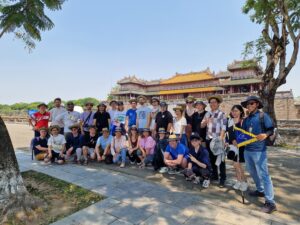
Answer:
[{"left": 137, "top": 128, "right": 156, "bottom": 168}]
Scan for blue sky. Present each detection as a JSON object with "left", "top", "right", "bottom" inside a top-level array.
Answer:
[{"left": 0, "top": 0, "right": 299, "bottom": 104}]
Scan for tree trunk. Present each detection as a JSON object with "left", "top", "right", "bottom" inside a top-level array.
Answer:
[
  {"left": 0, "top": 116, "right": 43, "bottom": 222},
  {"left": 259, "top": 87, "right": 277, "bottom": 127}
]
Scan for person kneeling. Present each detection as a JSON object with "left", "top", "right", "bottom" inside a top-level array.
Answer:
[
  {"left": 66, "top": 124, "right": 82, "bottom": 164},
  {"left": 185, "top": 133, "right": 211, "bottom": 188},
  {"left": 164, "top": 134, "right": 189, "bottom": 174},
  {"left": 44, "top": 125, "right": 66, "bottom": 164},
  {"left": 32, "top": 127, "right": 49, "bottom": 160},
  {"left": 111, "top": 127, "right": 128, "bottom": 168},
  {"left": 137, "top": 128, "right": 156, "bottom": 168},
  {"left": 81, "top": 125, "right": 99, "bottom": 165}
]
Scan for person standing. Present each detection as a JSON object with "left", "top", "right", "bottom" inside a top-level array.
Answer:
[
  {"left": 201, "top": 95, "right": 227, "bottom": 187},
  {"left": 226, "top": 105, "right": 248, "bottom": 192},
  {"left": 172, "top": 105, "right": 187, "bottom": 146},
  {"left": 56, "top": 101, "right": 81, "bottom": 139},
  {"left": 150, "top": 97, "right": 160, "bottom": 137},
  {"left": 192, "top": 100, "right": 207, "bottom": 143},
  {"left": 153, "top": 101, "right": 173, "bottom": 137},
  {"left": 125, "top": 99, "right": 138, "bottom": 132},
  {"left": 108, "top": 100, "right": 118, "bottom": 130},
  {"left": 136, "top": 95, "right": 151, "bottom": 133},
  {"left": 29, "top": 103, "right": 50, "bottom": 137},
  {"left": 184, "top": 96, "right": 196, "bottom": 145},
  {"left": 111, "top": 101, "right": 127, "bottom": 135},
  {"left": 93, "top": 102, "right": 111, "bottom": 136},
  {"left": 49, "top": 97, "right": 66, "bottom": 134},
  {"left": 80, "top": 102, "right": 95, "bottom": 136},
  {"left": 241, "top": 96, "right": 276, "bottom": 214}
]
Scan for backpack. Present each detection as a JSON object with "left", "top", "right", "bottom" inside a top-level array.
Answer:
[{"left": 259, "top": 112, "right": 276, "bottom": 146}]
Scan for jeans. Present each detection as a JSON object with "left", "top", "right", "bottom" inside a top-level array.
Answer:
[
  {"left": 244, "top": 150, "right": 275, "bottom": 204},
  {"left": 113, "top": 148, "right": 127, "bottom": 163}
]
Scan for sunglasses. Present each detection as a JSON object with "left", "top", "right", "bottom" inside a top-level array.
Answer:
[{"left": 247, "top": 101, "right": 257, "bottom": 106}]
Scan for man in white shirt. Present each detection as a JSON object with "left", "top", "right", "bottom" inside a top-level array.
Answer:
[
  {"left": 49, "top": 97, "right": 66, "bottom": 134},
  {"left": 56, "top": 101, "right": 81, "bottom": 139}
]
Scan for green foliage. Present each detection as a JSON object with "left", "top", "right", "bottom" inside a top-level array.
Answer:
[
  {"left": 0, "top": 0, "right": 65, "bottom": 50},
  {"left": 242, "top": 0, "right": 300, "bottom": 62}
]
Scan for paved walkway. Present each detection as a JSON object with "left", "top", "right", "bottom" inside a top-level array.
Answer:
[{"left": 16, "top": 150, "right": 298, "bottom": 225}]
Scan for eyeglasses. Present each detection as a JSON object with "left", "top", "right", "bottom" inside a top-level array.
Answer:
[
  {"left": 186, "top": 102, "right": 193, "bottom": 104},
  {"left": 247, "top": 101, "right": 257, "bottom": 106}
]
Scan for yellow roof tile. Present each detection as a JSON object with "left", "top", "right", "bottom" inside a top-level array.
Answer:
[
  {"left": 161, "top": 72, "right": 215, "bottom": 84},
  {"left": 159, "top": 87, "right": 222, "bottom": 95}
]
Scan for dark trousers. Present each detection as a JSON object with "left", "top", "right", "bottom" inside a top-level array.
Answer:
[
  {"left": 192, "top": 166, "right": 211, "bottom": 179},
  {"left": 206, "top": 139, "right": 226, "bottom": 182},
  {"left": 127, "top": 150, "right": 141, "bottom": 163}
]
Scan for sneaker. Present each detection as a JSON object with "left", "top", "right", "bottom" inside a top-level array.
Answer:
[
  {"left": 202, "top": 179, "right": 210, "bottom": 188},
  {"left": 120, "top": 162, "right": 125, "bottom": 168},
  {"left": 186, "top": 174, "right": 196, "bottom": 181},
  {"left": 193, "top": 176, "right": 200, "bottom": 184},
  {"left": 249, "top": 190, "right": 265, "bottom": 197},
  {"left": 159, "top": 167, "right": 168, "bottom": 174},
  {"left": 239, "top": 182, "right": 248, "bottom": 192},
  {"left": 233, "top": 181, "right": 241, "bottom": 190},
  {"left": 139, "top": 162, "right": 145, "bottom": 168},
  {"left": 219, "top": 180, "right": 226, "bottom": 188},
  {"left": 261, "top": 202, "right": 277, "bottom": 214},
  {"left": 168, "top": 168, "right": 180, "bottom": 175},
  {"left": 129, "top": 160, "right": 136, "bottom": 165},
  {"left": 137, "top": 162, "right": 142, "bottom": 166}
]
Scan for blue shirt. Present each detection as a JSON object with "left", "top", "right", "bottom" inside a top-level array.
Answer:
[
  {"left": 96, "top": 135, "right": 113, "bottom": 150},
  {"left": 136, "top": 106, "right": 151, "bottom": 129},
  {"left": 66, "top": 134, "right": 82, "bottom": 150},
  {"left": 166, "top": 143, "right": 189, "bottom": 159},
  {"left": 126, "top": 108, "right": 137, "bottom": 127},
  {"left": 242, "top": 111, "right": 273, "bottom": 152}
]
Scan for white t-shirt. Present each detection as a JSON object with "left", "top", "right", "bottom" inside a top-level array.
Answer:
[
  {"left": 57, "top": 111, "right": 81, "bottom": 133},
  {"left": 49, "top": 107, "right": 67, "bottom": 128},
  {"left": 113, "top": 110, "right": 127, "bottom": 126},
  {"left": 173, "top": 117, "right": 187, "bottom": 134},
  {"left": 48, "top": 134, "right": 66, "bottom": 153},
  {"left": 150, "top": 106, "right": 159, "bottom": 130}
]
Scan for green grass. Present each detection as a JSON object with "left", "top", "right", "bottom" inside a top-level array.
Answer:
[{"left": 16, "top": 170, "right": 104, "bottom": 225}]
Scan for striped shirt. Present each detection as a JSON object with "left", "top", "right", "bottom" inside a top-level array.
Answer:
[{"left": 203, "top": 109, "right": 227, "bottom": 140}]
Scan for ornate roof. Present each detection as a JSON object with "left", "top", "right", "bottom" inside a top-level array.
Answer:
[
  {"left": 160, "top": 69, "right": 215, "bottom": 85},
  {"left": 159, "top": 87, "right": 223, "bottom": 95},
  {"left": 215, "top": 71, "right": 232, "bottom": 78},
  {"left": 227, "top": 59, "right": 260, "bottom": 71},
  {"left": 220, "top": 78, "right": 262, "bottom": 86},
  {"left": 117, "top": 75, "right": 160, "bottom": 85}
]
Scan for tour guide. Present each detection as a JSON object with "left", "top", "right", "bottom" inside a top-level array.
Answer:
[{"left": 241, "top": 96, "right": 276, "bottom": 214}]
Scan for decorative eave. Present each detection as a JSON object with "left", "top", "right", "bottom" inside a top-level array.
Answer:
[{"left": 220, "top": 78, "right": 262, "bottom": 86}]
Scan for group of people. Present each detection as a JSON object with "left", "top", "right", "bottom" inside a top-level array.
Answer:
[{"left": 29, "top": 94, "right": 277, "bottom": 214}]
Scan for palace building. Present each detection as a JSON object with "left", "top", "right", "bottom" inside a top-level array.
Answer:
[{"left": 110, "top": 60, "right": 263, "bottom": 102}]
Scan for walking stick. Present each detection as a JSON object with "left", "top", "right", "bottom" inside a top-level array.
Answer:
[{"left": 241, "top": 190, "right": 245, "bottom": 204}]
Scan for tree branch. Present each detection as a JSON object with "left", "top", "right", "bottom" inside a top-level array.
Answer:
[
  {"left": 276, "top": 0, "right": 296, "bottom": 42},
  {"left": 0, "top": 26, "right": 9, "bottom": 39},
  {"left": 262, "top": 20, "right": 274, "bottom": 48}
]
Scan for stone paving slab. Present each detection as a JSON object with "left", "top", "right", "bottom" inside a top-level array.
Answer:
[{"left": 14, "top": 150, "right": 299, "bottom": 225}]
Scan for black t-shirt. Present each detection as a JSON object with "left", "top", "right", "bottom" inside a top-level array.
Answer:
[
  {"left": 81, "top": 134, "right": 98, "bottom": 148},
  {"left": 66, "top": 134, "right": 81, "bottom": 150},
  {"left": 155, "top": 111, "right": 173, "bottom": 132},
  {"left": 32, "top": 137, "right": 48, "bottom": 155},
  {"left": 185, "top": 110, "right": 194, "bottom": 125},
  {"left": 188, "top": 146, "right": 211, "bottom": 170},
  {"left": 93, "top": 111, "right": 110, "bottom": 131},
  {"left": 192, "top": 110, "right": 207, "bottom": 140}
]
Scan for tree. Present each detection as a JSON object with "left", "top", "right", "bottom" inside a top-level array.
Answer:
[
  {"left": 0, "top": 0, "right": 65, "bottom": 220},
  {"left": 0, "top": 0, "right": 65, "bottom": 50},
  {"left": 242, "top": 0, "right": 300, "bottom": 125}
]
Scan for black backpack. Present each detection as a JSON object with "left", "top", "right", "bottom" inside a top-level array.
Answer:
[{"left": 259, "top": 112, "right": 276, "bottom": 146}]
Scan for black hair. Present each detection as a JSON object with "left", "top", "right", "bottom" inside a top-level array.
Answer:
[
  {"left": 230, "top": 104, "right": 245, "bottom": 119},
  {"left": 54, "top": 97, "right": 62, "bottom": 102}
]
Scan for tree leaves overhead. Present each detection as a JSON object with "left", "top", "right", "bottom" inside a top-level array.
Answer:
[{"left": 0, "top": 0, "right": 65, "bottom": 49}]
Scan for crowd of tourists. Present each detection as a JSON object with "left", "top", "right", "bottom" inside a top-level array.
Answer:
[{"left": 29, "top": 95, "right": 277, "bottom": 214}]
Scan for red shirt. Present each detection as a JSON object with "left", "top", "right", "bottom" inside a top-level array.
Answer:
[{"left": 32, "top": 111, "right": 50, "bottom": 129}]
